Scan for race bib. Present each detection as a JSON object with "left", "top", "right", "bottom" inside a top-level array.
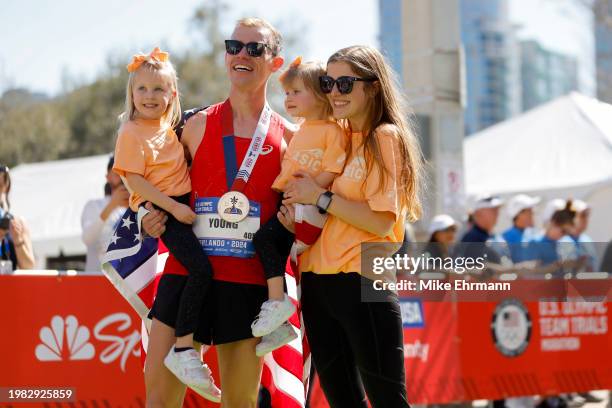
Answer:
[{"left": 193, "top": 197, "right": 260, "bottom": 258}]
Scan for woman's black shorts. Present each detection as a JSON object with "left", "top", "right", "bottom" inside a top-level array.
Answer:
[{"left": 148, "top": 273, "right": 267, "bottom": 345}]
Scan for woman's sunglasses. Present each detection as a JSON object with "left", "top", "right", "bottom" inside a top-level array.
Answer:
[
  {"left": 225, "top": 40, "right": 271, "bottom": 57},
  {"left": 319, "top": 75, "right": 377, "bottom": 94}
]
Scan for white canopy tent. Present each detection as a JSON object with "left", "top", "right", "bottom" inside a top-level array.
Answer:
[
  {"left": 464, "top": 92, "right": 612, "bottom": 242},
  {"left": 10, "top": 154, "right": 112, "bottom": 268}
]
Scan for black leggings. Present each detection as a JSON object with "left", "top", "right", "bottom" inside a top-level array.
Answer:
[
  {"left": 253, "top": 215, "right": 294, "bottom": 280},
  {"left": 301, "top": 272, "right": 409, "bottom": 408},
  {"left": 157, "top": 193, "right": 213, "bottom": 337}
]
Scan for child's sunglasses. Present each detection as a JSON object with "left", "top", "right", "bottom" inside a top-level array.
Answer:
[
  {"left": 319, "top": 75, "right": 377, "bottom": 94},
  {"left": 225, "top": 40, "right": 271, "bottom": 57}
]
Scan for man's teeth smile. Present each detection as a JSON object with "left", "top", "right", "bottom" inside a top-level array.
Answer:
[{"left": 234, "top": 64, "right": 253, "bottom": 72}]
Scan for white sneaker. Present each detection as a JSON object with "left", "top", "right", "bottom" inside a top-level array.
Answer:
[
  {"left": 251, "top": 294, "right": 296, "bottom": 337},
  {"left": 164, "top": 348, "right": 221, "bottom": 403},
  {"left": 256, "top": 322, "right": 299, "bottom": 356}
]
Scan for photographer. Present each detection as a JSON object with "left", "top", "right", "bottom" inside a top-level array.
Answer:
[
  {"left": 0, "top": 165, "right": 35, "bottom": 271},
  {"left": 81, "top": 155, "right": 128, "bottom": 272}
]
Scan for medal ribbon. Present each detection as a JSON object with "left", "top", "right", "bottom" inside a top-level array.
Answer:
[{"left": 220, "top": 99, "right": 272, "bottom": 192}]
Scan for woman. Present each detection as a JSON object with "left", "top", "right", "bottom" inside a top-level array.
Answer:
[
  {"left": 0, "top": 164, "right": 35, "bottom": 271},
  {"left": 281, "top": 45, "right": 423, "bottom": 408},
  {"left": 424, "top": 214, "right": 458, "bottom": 261}
]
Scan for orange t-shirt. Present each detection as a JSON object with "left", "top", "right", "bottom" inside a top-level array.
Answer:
[
  {"left": 272, "top": 119, "right": 347, "bottom": 191},
  {"left": 113, "top": 118, "right": 191, "bottom": 211},
  {"left": 298, "top": 126, "right": 406, "bottom": 282}
]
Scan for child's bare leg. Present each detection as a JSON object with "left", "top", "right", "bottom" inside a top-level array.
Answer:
[
  {"left": 175, "top": 334, "right": 194, "bottom": 349},
  {"left": 267, "top": 276, "right": 285, "bottom": 301}
]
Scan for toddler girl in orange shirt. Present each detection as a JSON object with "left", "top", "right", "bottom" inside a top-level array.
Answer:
[
  {"left": 251, "top": 58, "right": 347, "bottom": 355},
  {"left": 111, "top": 47, "right": 220, "bottom": 402}
]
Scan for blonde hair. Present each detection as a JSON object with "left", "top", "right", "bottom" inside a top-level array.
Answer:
[
  {"left": 235, "top": 17, "right": 282, "bottom": 56},
  {"left": 279, "top": 59, "right": 333, "bottom": 119},
  {"left": 120, "top": 58, "right": 181, "bottom": 128},
  {"left": 328, "top": 45, "right": 423, "bottom": 222}
]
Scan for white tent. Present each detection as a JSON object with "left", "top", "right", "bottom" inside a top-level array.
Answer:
[
  {"left": 10, "top": 154, "right": 112, "bottom": 268},
  {"left": 464, "top": 92, "right": 612, "bottom": 242}
]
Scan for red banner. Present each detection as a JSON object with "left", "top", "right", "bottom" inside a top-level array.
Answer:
[
  {"left": 309, "top": 278, "right": 612, "bottom": 406},
  {"left": 0, "top": 274, "right": 220, "bottom": 408},
  {"left": 2, "top": 275, "right": 610, "bottom": 407}
]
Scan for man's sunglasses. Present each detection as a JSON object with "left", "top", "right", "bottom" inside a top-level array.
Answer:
[
  {"left": 225, "top": 40, "right": 271, "bottom": 57},
  {"left": 319, "top": 75, "right": 377, "bottom": 94}
]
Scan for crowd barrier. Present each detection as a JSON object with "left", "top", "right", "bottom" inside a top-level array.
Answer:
[{"left": 1, "top": 272, "right": 610, "bottom": 407}]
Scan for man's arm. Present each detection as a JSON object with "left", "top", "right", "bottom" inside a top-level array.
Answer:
[{"left": 180, "top": 111, "right": 208, "bottom": 161}]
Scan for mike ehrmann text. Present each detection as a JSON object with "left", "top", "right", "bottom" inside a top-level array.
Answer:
[{"left": 373, "top": 279, "right": 512, "bottom": 291}]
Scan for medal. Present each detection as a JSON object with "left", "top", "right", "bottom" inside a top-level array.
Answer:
[
  {"left": 218, "top": 191, "right": 250, "bottom": 223},
  {"left": 218, "top": 100, "right": 272, "bottom": 224}
]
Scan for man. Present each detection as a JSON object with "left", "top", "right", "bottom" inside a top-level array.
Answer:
[
  {"left": 81, "top": 156, "right": 129, "bottom": 272},
  {"left": 459, "top": 194, "right": 506, "bottom": 265},
  {"left": 502, "top": 194, "right": 540, "bottom": 263},
  {"left": 141, "top": 18, "right": 297, "bottom": 408}
]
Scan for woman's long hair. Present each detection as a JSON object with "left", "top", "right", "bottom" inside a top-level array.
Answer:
[{"left": 328, "top": 46, "right": 423, "bottom": 221}]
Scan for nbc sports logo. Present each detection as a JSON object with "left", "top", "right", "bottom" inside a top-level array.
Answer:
[
  {"left": 34, "top": 313, "right": 141, "bottom": 371},
  {"left": 35, "top": 315, "right": 95, "bottom": 361}
]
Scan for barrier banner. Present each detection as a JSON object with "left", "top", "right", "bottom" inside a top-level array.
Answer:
[
  {"left": 0, "top": 274, "right": 219, "bottom": 408},
  {"left": 309, "top": 278, "right": 612, "bottom": 406},
  {"left": 2, "top": 275, "right": 610, "bottom": 407}
]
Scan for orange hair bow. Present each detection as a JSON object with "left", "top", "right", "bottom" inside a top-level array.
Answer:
[
  {"left": 290, "top": 56, "right": 302, "bottom": 68},
  {"left": 127, "top": 47, "right": 169, "bottom": 73},
  {"left": 279, "top": 56, "right": 302, "bottom": 82}
]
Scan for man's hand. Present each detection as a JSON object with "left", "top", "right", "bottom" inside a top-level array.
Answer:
[{"left": 142, "top": 202, "right": 168, "bottom": 238}]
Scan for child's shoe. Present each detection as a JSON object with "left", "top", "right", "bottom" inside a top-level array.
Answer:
[
  {"left": 251, "top": 294, "right": 296, "bottom": 337},
  {"left": 164, "top": 348, "right": 221, "bottom": 403},
  {"left": 256, "top": 322, "right": 299, "bottom": 356}
]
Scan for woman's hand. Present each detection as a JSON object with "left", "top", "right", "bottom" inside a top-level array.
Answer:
[
  {"left": 282, "top": 171, "right": 325, "bottom": 206},
  {"left": 277, "top": 204, "right": 296, "bottom": 233},
  {"left": 142, "top": 202, "right": 168, "bottom": 238}
]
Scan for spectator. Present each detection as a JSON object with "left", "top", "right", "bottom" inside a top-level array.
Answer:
[
  {"left": 81, "top": 156, "right": 129, "bottom": 272},
  {"left": 528, "top": 200, "right": 584, "bottom": 277},
  {"left": 601, "top": 240, "right": 612, "bottom": 273},
  {"left": 425, "top": 214, "right": 458, "bottom": 260},
  {"left": 0, "top": 164, "right": 35, "bottom": 271},
  {"left": 502, "top": 194, "right": 540, "bottom": 263},
  {"left": 459, "top": 194, "right": 505, "bottom": 265},
  {"left": 560, "top": 199, "right": 598, "bottom": 272}
]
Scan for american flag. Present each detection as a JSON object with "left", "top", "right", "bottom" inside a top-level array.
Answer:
[
  {"left": 261, "top": 260, "right": 310, "bottom": 408},
  {"left": 101, "top": 206, "right": 163, "bottom": 329},
  {"left": 101, "top": 207, "right": 310, "bottom": 407}
]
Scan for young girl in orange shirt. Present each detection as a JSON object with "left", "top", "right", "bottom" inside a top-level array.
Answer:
[
  {"left": 111, "top": 47, "right": 220, "bottom": 402},
  {"left": 251, "top": 57, "right": 347, "bottom": 355}
]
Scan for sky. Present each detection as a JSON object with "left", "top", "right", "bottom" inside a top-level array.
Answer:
[{"left": 0, "top": 0, "right": 595, "bottom": 97}]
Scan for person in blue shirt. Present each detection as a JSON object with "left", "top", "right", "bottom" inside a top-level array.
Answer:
[
  {"left": 502, "top": 194, "right": 540, "bottom": 263},
  {"left": 529, "top": 200, "right": 584, "bottom": 277},
  {"left": 559, "top": 199, "right": 598, "bottom": 272}
]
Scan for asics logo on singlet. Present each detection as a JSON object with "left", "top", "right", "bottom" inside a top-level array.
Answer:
[{"left": 260, "top": 145, "right": 273, "bottom": 155}]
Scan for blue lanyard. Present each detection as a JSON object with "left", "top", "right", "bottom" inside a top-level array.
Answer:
[{"left": 222, "top": 135, "right": 238, "bottom": 190}]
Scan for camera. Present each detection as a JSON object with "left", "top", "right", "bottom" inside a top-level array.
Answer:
[{"left": 0, "top": 212, "right": 13, "bottom": 230}]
